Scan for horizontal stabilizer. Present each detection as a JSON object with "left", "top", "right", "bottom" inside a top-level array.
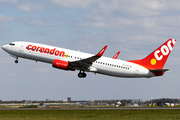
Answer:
[
  {"left": 149, "top": 69, "right": 170, "bottom": 76},
  {"left": 149, "top": 69, "right": 170, "bottom": 72}
]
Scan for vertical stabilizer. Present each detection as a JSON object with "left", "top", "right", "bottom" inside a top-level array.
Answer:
[{"left": 128, "top": 39, "right": 176, "bottom": 70}]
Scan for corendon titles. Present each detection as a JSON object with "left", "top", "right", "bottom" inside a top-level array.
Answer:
[
  {"left": 26, "top": 45, "right": 65, "bottom": 57},
  {"left": 154, "top": 39, "right": 176, "bottom": 61}
]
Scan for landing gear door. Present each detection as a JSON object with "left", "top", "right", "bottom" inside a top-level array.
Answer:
[{"left": 19, "top": 44, "right": 24, "bottom": 52}]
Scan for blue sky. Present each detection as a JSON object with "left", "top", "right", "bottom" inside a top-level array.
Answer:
[{"left": 0, "top": 0, "right": 180, "bottom": 101}]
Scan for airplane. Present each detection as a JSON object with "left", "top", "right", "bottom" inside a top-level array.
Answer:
[{"left": 1, "top": 38, "right": 176, "bottom": 78}]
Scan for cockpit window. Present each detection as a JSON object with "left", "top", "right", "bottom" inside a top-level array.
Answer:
[{"left": 9, "top": 43, "right": 15, "bottom": 46}]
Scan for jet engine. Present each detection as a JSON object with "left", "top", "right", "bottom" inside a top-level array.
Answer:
[{"left": 52, "top": 59, "right": 74, "bottom": 71}]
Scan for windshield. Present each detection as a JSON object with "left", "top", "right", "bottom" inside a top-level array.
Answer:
[{"left": 9, "top": 43, "right": 15, "bottom": 46}]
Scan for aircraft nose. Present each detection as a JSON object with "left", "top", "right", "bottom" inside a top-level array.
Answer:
[
  {"left": 1, "top": 45, "right": 5, "bottom": 50},
  {"left": 1, "top": 45, "right": 8, "bottom": 51}
]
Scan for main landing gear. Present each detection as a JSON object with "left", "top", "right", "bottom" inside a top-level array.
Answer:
[{"left": 78, "top": 71, "right": 87, "bottom": 78}]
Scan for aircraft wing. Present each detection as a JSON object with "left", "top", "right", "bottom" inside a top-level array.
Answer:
[{"left": 69, "top": 45, "right": 107, "bottom": 71}]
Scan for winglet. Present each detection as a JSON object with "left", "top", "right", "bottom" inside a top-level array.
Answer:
[
  {"left": 95, "top": 45, "right": 108, "bottom": 57},
  {"left": 113, "top": 51, "right": 120, "bottom": 59}
]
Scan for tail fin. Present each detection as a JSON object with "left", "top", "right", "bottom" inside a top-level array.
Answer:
[{"left": 128, "top": 39, "right": 176, "bottom": 70}]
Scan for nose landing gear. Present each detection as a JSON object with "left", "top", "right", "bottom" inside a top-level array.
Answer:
[
  {"left": 78, "top": 71, "right": 87, "bottom": 78},
  {"left": 15, "top": 57, "right": 18, "bottom": 63}
]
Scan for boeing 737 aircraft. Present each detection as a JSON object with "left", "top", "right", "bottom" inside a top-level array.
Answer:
[{"left": 1, "top": 39, "right": 176, "bottom": 78}]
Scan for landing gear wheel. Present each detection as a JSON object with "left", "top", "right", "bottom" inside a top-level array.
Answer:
[
  {"left": 14, "top": 57, "right": 18, "bottom": 64},
  {"left": 82, "top": 73, "right": 86, "bottom": 78},
  {"left": 78, "top": 73, "right": 82, "bottom": 78},
  {"left": 78, "top": 71, "right": 87, "bottom": 78},
  {"left": 15, "top": 60, "right": 18, "bottom": 63}
]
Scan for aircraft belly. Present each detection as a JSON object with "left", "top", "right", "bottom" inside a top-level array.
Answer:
[
  {"left": 96, "top": 66, "right": 135, "bottom": 77},
  {"left": 96, "top": 65, "right": 154, "bottom": 78}
]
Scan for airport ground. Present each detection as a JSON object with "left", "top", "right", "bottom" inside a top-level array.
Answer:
[
  {"left": 0, "top": 109, "right": 180, "bottom": 120},
  {"left": 0, "top": 99, "right": 179, "bottom": 119}
]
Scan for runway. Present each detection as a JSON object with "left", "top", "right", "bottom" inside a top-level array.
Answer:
[{"left": 0, "top": 107, "right": 180, "bottom": 110}]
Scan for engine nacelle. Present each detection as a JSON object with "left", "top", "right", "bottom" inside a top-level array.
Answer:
[{"left": 52, "top": 59, "right": 74, "bottom": 71}]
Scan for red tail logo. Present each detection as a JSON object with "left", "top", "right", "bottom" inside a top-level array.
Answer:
[{"left": 128, "top": 39, "right": 176, "bottom": 70}]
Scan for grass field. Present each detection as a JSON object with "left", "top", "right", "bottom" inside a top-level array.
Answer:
[{"left": 0, "top": 109, "right": 180, "bottom": 120}]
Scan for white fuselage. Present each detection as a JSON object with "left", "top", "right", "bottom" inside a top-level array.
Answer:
[{"left": 2, "top": 41, "right": 154, "bottom": 78}]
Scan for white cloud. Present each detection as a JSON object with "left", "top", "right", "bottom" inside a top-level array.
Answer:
[
  {"left": 28, "top": 19, "right": 57, "bottom": 27},
  {"left": 0, "top": 26, "right": 10, "bottom": 31},
  {"left": 74, "top": 0, "right": 180, "bottom": 31},
  {"left": 76, "top": 21, "right": 106, "bottom": 28},
  {"left": 76, "top": 15, "right": 134, "bottom": 29},
  {"left": 18, "top": 3, "right": 43, "bottom": 12},
  {"left": 49, "top": 0, "right": 96, "bottom": 8},
  {"left": 36, "top": 68, "right": 49, "bottom": 73},
  {"left": 0, "top": 0, "right": 17, "bottom": 4},
  {"left": 97, "top": 0, "right": 180, "bottom": 17},
  {"left": 0, "top": 14, "right": 14, "bottom": 22},
  {"left": 16, "top": 17, "right": 31, "bottom": 22}
]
